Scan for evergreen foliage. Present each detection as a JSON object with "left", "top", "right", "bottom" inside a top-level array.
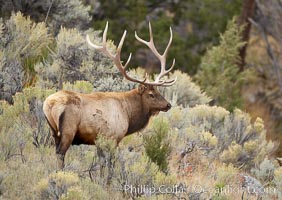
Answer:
[
  {"left": 144, "top": 117, "right": 171, "bottom": 173},
  {"left": 196, "top": 18, "right": 246, "bottom": 111}
]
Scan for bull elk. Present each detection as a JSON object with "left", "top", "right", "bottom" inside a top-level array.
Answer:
[{"left": 43, "top": 22, "right": 177, "bottom": 169}]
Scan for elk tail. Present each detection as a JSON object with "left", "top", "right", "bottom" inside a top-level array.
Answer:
[
  {"left": 43, "top": 101, "right": 59, "bottom": 136},
  {"left": 58, "top": 111, "right": 65, "bottom": 137}
]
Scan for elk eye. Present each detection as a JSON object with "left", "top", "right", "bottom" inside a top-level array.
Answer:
[{"left": 149, "top": 93, "right": 155, "bottom": 98}]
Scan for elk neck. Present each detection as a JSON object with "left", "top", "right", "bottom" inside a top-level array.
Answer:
[{"left": 122, "top": 89, "right": 152, "bottom": 135}]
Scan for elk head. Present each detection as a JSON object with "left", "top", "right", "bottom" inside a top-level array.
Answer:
[
  {"left": 137, "top": 84, "right": 171, "bottom": 115},
  {"left": 86, "top": 22, "right": 177, "bottom": 113}
]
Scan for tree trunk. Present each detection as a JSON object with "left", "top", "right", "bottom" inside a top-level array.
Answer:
[{"left": 237, "top": 0, "right": 256, "bottom": 72}]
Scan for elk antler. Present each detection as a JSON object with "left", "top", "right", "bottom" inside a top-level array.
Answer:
[
  {"left": 86, "top": 22, "right": 177, "bottom": 86},
  {"left": 135, "top": 22, "right": 177, "bottom": 86}
]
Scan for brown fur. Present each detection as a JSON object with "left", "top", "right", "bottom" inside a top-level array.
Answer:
[{"left": 43, "top": 85, "right": 171, "bottom": 169}]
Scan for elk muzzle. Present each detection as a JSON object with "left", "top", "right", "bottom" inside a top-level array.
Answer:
[
  {"left": 162, "top": 102, "right": 171, "bottom": 112},
  {"left": 166, "top": 103, "right": 172, "bottom": 110}
]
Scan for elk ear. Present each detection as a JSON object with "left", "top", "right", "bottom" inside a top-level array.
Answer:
[{"left": 137, "top": 84, "right": 146, "bottom": 94}]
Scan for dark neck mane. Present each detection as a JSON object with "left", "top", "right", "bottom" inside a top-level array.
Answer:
[{"left": 123, "top": 89, "right": 152, "bottom": 135}]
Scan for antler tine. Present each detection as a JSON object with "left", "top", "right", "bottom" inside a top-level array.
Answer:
[
  {"left": 148, "top": 22, "right": 154, "bottom": 42},
  {"left": 86, "top": 22, "right": 114, "bottom": 59},
  {"left": 135, "top": 22, "right": 176, "bottom": 86},
  {"left": 154, "top": 26, "right": 175, "bottom": 82},
  {"left": 87, "top": 22, "right": 176, "bottom": 86},
  {"left": 115, "top": 31, "right": 148, "bottom": 83},
  {"left": 135, "top": 22, "right": 161, "bottom": 60},
  {"left": 162, "top": 77, "right": 177, "bottom": 86},
  {"left": 116, "top": 30, "right": 132, "bottom": 70},
  {"left": 117, "top": 30, "right": 127, "bottom": 52},
  {"left": 163, "top": 27, "right": 173, "bottom": 57},
  {"left": 86, "top": 35, "right": 101, "bottom": 49},
  {"left": 154, "top": 58, "right": 176, "bottom": 83},
  {"left": 87, "top": 22, "right": 148, "bottom": 85},
  {"left": 156, "top": 75, "right": 177, "bottom": 86},
  {"left": 102, "top": 21, "right": 108, "bottom": 44}
]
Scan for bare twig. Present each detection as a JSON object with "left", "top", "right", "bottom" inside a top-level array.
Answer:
[{"left": 45, "top": 0, "right": 54, "bottom": 24}]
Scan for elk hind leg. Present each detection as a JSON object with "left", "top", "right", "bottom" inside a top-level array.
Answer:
[
  {"left": 56, "top": 111, "right": 77, "bottom": 169},
  {"left": 56, "top": 133, "right": 76, "bottom": 170}
]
